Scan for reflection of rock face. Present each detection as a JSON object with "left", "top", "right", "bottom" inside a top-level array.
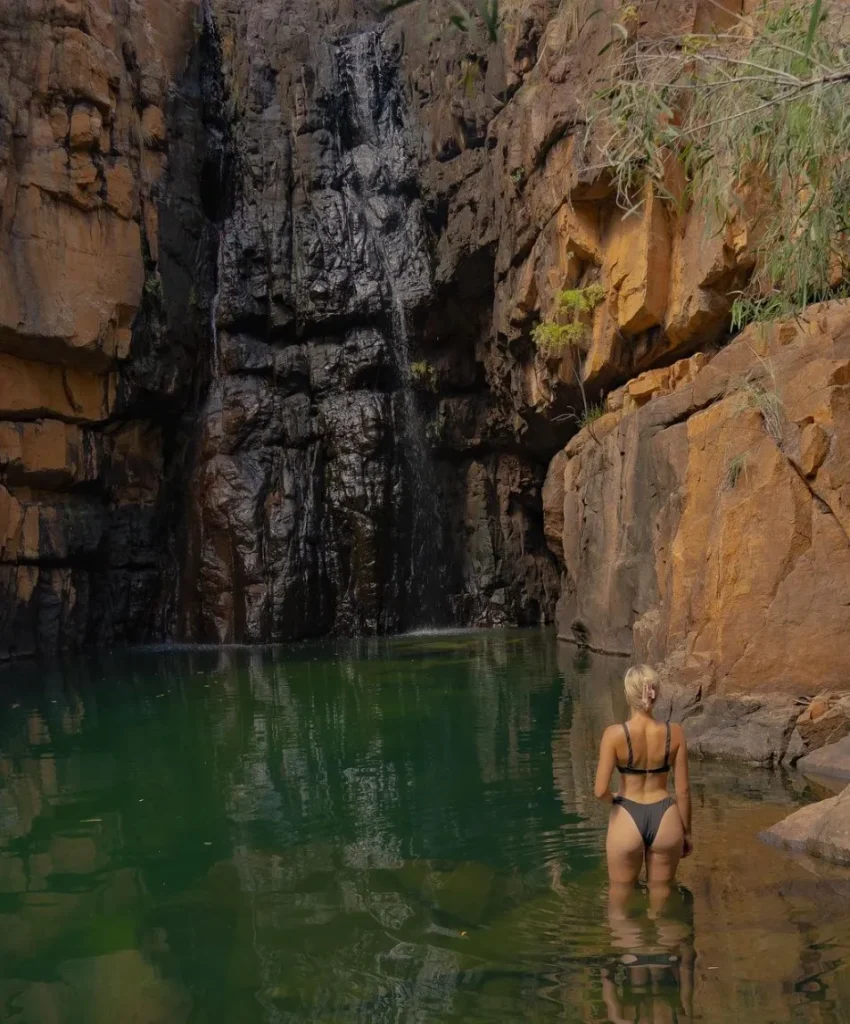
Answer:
[
  {"left": 2, "top": 638, "right": 850, "bottom": 1020},
  {"left": 551, "top": 648, "right": 625, "bottom": 818},
  {"left": 545, "top": 304, "right": 850, "bottom": 697}
]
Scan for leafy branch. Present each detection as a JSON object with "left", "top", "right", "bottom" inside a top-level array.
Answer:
[
  {"left": 584, "top": 0, "right": 850, "bottom": 317},
  {"left": 533, "top": 282, "right": 606, "bottom": 432}
]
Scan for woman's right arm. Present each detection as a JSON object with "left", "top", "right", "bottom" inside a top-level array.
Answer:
[
  {"left": 594, "top": 727, "right": 617, "bottom": 804},
  {"left": 674, "top": 725, "right": 692, "bottom": 855}
]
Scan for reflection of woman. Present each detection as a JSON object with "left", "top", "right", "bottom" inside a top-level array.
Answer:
[
  {"left": 594, "top": 666, "right": 692, "bottom": 885},
  {"left": 602, "top": 883, "right": 695, "bottom": 1022}
]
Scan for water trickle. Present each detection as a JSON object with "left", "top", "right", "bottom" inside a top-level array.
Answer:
[
  {"left": 336, "top": 29, "right": 446, "bottom": 628},
  {"left": 210, "top": 234, "right": 221, "bottom": 378}
]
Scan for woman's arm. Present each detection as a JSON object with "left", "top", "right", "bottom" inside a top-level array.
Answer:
[
  {"left": 594, "top": 727, "right": 617, "bottom": 803},
  {"left": 674, "top": 725, "right": 692, "bottom": 855}
]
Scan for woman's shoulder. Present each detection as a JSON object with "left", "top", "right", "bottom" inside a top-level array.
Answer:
[{"left": 601, "top": 723, "right": 625, "bottom": 744}]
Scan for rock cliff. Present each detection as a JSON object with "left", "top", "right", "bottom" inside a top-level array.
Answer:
[
  {"left": 3, "top": 0, "right": 850, "bottom": 673},
  {"left": 543, "top": 303, "right": 850, "bottom": 697},
  {"left": 0, "top": 0, "right": 210, "bottom": 658}
]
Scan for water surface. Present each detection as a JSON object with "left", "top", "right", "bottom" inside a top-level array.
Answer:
[{"left": 0, "top": 631, "right": 848, "bottom": 1022}]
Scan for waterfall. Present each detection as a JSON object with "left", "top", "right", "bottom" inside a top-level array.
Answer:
[
  {"left": 210, "top": 234, "right": 221, "bottom": 378},
  {"left": 336, "top": 29, "right": 446, "bottom": 627},
  {"left": 199, "top": 0, "right": 230, "bottom": 385}
]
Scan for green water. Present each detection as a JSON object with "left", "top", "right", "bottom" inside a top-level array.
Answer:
[{"left": 0, "top": 631, "right": 848, "bottom": 1023}]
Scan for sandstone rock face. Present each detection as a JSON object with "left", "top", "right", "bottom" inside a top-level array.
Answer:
[
  {"left": 763, "top": 785, "right": 850, "bottom": 866},
  {"left": 544, "top": 303, "right": 850, "bottom": 697},
  {"left": 0, "top": 0, "right": 207, "bottom": 658},
  {"left": 176, "top": 0, "right": 760, "bottom": 642},
  {"left": 5, "top": 0, "right": 850, "bottom": 664}
]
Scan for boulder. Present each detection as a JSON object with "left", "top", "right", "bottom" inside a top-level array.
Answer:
[
  {"left": 795, "top": 696, "right": 850, "bottom": 753},
  {"left": 797, "top": 736, "right": 850, "bottom": 782},
  {"left": 681, "top": 696, "right": 801, "bottom": 767},
  {"left": 762, "top": 785, "right": 850, "bottom": 866}
]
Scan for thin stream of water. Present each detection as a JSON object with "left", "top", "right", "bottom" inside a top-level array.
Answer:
[{"left": 337, "top": 29, "right": 445, "bottom": 628}]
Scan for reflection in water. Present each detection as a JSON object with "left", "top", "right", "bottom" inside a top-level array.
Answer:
[
  {"left": 604, "top": 883, "right": 695, "bottom": 1022},
  {"left": 0, "top": 632, "right": 847, "bottom": 1023}
]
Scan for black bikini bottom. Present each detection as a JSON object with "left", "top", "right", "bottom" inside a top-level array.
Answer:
[{"left": 613, "top": 795, "right": 677, "bottom": 847}]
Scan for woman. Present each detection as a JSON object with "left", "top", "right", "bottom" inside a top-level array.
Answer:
[{"left": 594, "top": 665, "right": 692, "bottom": 885}]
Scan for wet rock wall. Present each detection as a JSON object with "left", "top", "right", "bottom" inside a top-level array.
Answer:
[{"left": 178, "top": 0, "right": 563, "bottom": 642}]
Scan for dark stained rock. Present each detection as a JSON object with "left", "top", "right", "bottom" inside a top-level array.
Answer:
[{"left": 177, "top": 10, "right": 560, "bottom": 642}]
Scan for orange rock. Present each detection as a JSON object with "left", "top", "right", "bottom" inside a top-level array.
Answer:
[
  {"left": 141, "top": 105, "right": 166, "bottom": 148},
  {"left": 0, "top": 421, "right": 90, "bottom": 487},
  {"left": 799, "top": 422, "right": 831, "bottom": 478},
  {"left": 547, "top": 301, "right": 850, "bottom": 694},
  {"left": 0, "top": 353, "right": 112, "bottom": 422},
  {"left": 104, "top": 162, "right": 138, "bottom": 219},
  {"left": 605, "top": 185, "right": 670, "bottom": 336},
  {"left": 69, "top": 103, "right": 102, "bottom": 149},
  {"left": 0, "top": 185, "right": 144, "bottom": 365},
  {"left": 624, "top": 366, "right": 672, "bottom": 411}
]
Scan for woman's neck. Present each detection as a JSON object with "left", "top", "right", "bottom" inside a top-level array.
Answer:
[{"left": 629, "top": 709, "right": 655, "bottom": 723}]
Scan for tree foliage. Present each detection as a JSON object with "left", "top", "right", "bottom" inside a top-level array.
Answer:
[
  {"left": 531, "top": 283, "right": 606, "bottom": 358},
  {"left": 585, "top": 0, "right": 850, "bottom": 317}
]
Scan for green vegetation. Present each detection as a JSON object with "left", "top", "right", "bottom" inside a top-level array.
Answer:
[
  {"left": 557, "top": 283, "right": 606, "bottom": 314},
  {"left": 727, "top": 355, "right": 785, "bottom": 444},
  {"left": 730, "top": 294, "right": 790, "bottom": 331},
  {"left": 586, "top": 0, "right": 850, "bottom": 319},
  {"left": 531, "top": 321, "right": 585, "bottom": 358},
  {"left": 531, "top": 283, "right": 606, "bottom": 358},
  {"left": 725, "top": 452, "right": 748, "bottom": 490},
  {"left": 410, "top": 360, "right": 438, "bottom": 391},
  {"left": 580, "top": 402, "right": 605, "bottom": 429},
  {"left": 143, "top": 272, "right": 163, "bottom": 303},
  {"left": 533, "top": 283, "right": 606, "bottom": 437}
]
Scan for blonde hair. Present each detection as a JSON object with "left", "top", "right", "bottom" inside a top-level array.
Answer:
[{"left": 624, "top": 664, "right": 660, "bottom": 712}]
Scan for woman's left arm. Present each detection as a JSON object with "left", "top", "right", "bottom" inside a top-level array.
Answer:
[{"left": 594, "top": 727, "right": 617, "bottom": 803}]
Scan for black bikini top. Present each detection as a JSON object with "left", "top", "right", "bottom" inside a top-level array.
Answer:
[{"left": 617, "top": 722, "right": 671, "bottom": 775}]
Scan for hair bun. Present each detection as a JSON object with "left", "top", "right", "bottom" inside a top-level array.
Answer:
[{"left": 624, "top": 664, "right": 661, "bottom": 712}]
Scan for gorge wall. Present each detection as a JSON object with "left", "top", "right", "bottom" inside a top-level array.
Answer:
[
  {"left": 0, "top": 0, "right": 211, "bottom": 658},
  {"left": 2, "top": 0, "right": 850, "bottom": 683}
]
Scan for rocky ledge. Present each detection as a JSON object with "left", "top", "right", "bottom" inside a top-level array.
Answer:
[{"left": 645, "top": 688, "right": 850, "bottom": 770}]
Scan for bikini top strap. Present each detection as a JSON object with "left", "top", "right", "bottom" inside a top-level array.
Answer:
[
  {"left": 664, "top": 721, "right": 671, "bottom": 768},
  {"left": 622, "top": 723, "right": 634, "bottom": 768}
]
